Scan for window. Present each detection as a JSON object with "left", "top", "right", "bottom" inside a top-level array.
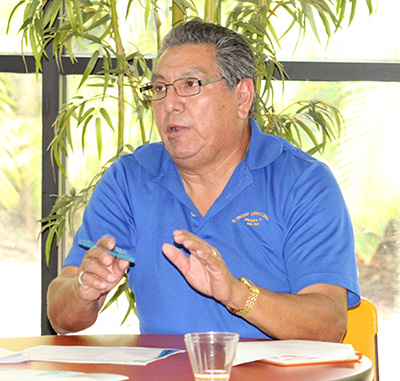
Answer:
[
  {"left": 277, "top": 1, "right": 400, "bottom": 60},
  {"left": 0, "top": 73, "right": 42, "bottom": 338}
]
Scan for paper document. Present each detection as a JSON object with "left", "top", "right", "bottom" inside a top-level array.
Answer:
[
  {"left": 234, "top": 340, "right": 360, "bottom": 367},
  {"left": 0, "top": 369, "right": 128, "bottom": 380},
  {"left": 0, "top": 345, "right": 184, "bottom": 366},
  {"left": 0, "top": 348, "right": 29, "bottom": 364}
]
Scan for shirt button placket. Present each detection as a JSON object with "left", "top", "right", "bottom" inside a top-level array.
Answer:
[{"left": 189, "top": 210, "right": 201, "bottom": 231}]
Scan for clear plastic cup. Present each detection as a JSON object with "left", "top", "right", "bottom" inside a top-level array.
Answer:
[{"left": 184, "top": 332, "right": 240, "bottom": 381}]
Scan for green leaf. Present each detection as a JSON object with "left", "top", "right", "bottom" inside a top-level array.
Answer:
[
  {"left": 81, "top": 114, "right": 94, "bottom": 152},
  {"left": 45, "top": 226, "right": 57, "bottom": 268},
  {"left": 29, "top": 28, "right": 41, "bottom": 71},
  {"left": 52, "top": 140, "right": 67, "bottom": 177},
  {"left": 317, "top": 10, "right": 332, "bottom": 37},
  {"left": 81, "top": 34, "right": 103, "bottom": 45},
  {"left": 64, "top": 37, "right": 78, "bottom": 65},
  {"left": 42, "top": 0, "right": 63, "bottom": 27},
  {"left": 174, "top": 0, "right": 197, "bottom": 13},
  {"left": 76, "top": 102, "right": 86, "bottom": 122},
  {"left": 77, "top": 50, "right": 100, "bottom": 90},
  {"left": 100, "top": 108, "right": 114, "bottom": 131},
  {"left": 296, "top": 119, "right": 320, "bottom": 149},
  {"left": 236, "top": 20, "right": 262, "bottom": 37},
  {"left": 365, "top": 0, "right": 373, "bottom": 14},
  {"left": 121, "top": 289, "right": 137, "bottom": 325},
  {"left": 64, "top": 0, "right": 77, "bottom": 32},
  {"left": 72, "top": 0, "right": 84, "bottom": 32},
  {"left": 300, "top": 0, "right": 320, "bottom": 43},
  {"left": 101, "top": 50, "right": 111, "bottom": 99},
  {"left": 101, "top": 282, "right": 128, "bottom": 312},
  {"left": 144, "top": 0, "right": 152, "bottom": 27},
  {"left": 95, "top": 117, "right": 102, "bottom": 159},
  {"left": 307, "top": 142, "right": 326, "bottom": 156},
  {"left": 337, "top": 0, "right": 346, "bottom": 25},
  {"left": 39, "top": 213, "right": 62, "bottom": 223},
  {"left": 34, "top": 16, "right": 44, "bottom": 48},
  {"left": 126, "top": 0, "right": 135, "bottom": 19},
  {"left": 87, "top": 14, "right": 111, "bottom": 31},
  {"left": 6, "top": 0, "right": 26, "bottom": 34},
  {"left": 18, "top": 16, "right": 34, "bottom": 35},
  {"left": 57, "top": 219, "right": 66, "bottom": 245},
  {"left": 79, "top": 106, "right": 95, "bottom": 125},
  {"left": 265, "top": 20, "right": 281, "bottom": 50},
  {"left": 125, "top": 144, "right": 135, "bottom": 152}
]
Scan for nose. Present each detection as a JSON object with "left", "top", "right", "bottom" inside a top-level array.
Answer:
[{"left": 163, "top": 85, "right": 185, "bottom": 114}]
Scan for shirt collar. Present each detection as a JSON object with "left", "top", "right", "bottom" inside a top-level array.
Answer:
[
  {"left": 246, "top": 118, "right": 283, "bottom": 170},
  {"left": 135, "top": 118, "right": 284, "bottom": 176}
]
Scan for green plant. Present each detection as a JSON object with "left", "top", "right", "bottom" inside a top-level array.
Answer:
[{"left": 8, "top": 0, "right": 372, "bottom": 323}]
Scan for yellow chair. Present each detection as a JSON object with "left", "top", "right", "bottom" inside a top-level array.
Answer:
[{"left": 343, "top": 297, "right": 379, "bottom": 380}]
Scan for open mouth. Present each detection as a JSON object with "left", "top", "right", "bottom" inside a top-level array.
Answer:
[{"left": 167, "top": 125, "right": 187, "bottom": 135}]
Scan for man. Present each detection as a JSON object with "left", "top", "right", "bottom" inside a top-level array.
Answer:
[{"left": 47, "top": 20, "right": 360, "bottom": 341}]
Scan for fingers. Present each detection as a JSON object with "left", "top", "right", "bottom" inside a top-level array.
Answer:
[
  {"left": 172, "top": 230, "right": 219, "bottom": 261},
  {"left": 162, "top": 243, "right": 190, "bottom": 274},
  {"left": 95, "top": 236, "right": 131, "bottom": 271},
  {"left": 164, "top": 230, "right": 235, "bottom": 301},
  {"left": 76, "top": 236, "right": 129, "bottom": 295}
]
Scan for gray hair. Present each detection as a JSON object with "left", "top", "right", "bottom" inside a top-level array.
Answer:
[{"left": 156, "top": 20, "right": 256, "bottom": 118}]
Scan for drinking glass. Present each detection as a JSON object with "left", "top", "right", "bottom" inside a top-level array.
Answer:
[{"left": 184, "top": 332, "right": 239, "bottom": 381}]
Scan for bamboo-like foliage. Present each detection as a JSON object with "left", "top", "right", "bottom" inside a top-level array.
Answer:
[{"left": 8, "top": 0, "right": 373, "bottom": 322}]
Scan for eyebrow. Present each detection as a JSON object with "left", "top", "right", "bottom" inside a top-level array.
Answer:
[{"left": 151, "top": 68, "right": 207, "bottom": 82}]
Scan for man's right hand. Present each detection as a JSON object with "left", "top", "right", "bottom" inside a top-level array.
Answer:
[
  {"left": 76, "top": 236, "right": 130, "bottom": 302},
  {"left": 47, "top": 235, "right": 130, "bottom": 334}
]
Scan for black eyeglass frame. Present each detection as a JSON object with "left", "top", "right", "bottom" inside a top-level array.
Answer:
[{"left": 139, "top": 76, "right": 225, "bottom": 101}]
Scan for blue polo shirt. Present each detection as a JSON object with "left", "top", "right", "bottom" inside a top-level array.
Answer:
[{"left": 64, "top": 119, "right": 360, "bottom": 338}]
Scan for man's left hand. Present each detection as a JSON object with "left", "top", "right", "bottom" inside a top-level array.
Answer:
[{"left": 162, "top": 230, "right": 239, "bottom": 306}]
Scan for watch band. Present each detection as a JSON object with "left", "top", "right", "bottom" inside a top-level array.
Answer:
[{"left": 227, "top": 277, "right": 260, "bottom": 317}]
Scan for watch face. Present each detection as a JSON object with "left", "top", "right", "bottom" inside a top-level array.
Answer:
[{"left": 241, "top": 277, "right": 258, "bottom": 290}]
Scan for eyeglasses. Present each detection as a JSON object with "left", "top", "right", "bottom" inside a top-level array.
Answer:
[{"left": 139, "top": 76, "right": 225, "bottom": 101}]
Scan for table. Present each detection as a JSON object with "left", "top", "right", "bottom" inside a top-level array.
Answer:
[{"left": 0, "top": 334, "right": 373, "bottom": 381}]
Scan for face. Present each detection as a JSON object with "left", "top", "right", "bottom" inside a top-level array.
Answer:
[{"left": 152, "top": 43, "right": 252, "bottom": 171}]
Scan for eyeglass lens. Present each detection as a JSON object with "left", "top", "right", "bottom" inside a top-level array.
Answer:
[
  {"left": 150, "top": 78, "right": 200, "bottom": 100},
  {"left": 140, "top": 76, "right": 224, "bottom": 101}
]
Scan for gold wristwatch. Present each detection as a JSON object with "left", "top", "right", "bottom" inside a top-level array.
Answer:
[{"left": 227, "top": 277, "right": 260, "bottom": 317}]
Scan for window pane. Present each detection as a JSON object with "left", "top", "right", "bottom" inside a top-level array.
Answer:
[
  {"left": 65, "top": 0, "right": 169, "bottom": 56},
  {"left": 272, "top": 80, "right": 400, "bottom": 379},
  {"left": 0, "top": 73, "right": 41, "bottom": 338},
  {"left": 1, "top": 2, "right": 32, "bottom": 54},
  {"left": 276, "top": 2, "right": 400, "bottom": 60},
  {"left": 63, "top": 74, "right": 159, "bottom": 211}
]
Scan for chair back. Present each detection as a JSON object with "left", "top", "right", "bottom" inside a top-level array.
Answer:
[{"left": 343, "top": 297, "right": 379, "bottom": 380}]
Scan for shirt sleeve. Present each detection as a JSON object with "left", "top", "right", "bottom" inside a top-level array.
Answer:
[{"left": 282, "top": 162, "right": 361, "bottom": 307}]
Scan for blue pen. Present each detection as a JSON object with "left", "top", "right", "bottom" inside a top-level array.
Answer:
[{"left": 78, "top": 239, "right": 135, "bottom": 263}]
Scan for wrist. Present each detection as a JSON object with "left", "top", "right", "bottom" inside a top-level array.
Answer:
[
  {"left": 227, "top": 277, "right": 260, "bottom": 317},
  {"left": 225, "top": 278, "right": 250, "bottom": 309}
]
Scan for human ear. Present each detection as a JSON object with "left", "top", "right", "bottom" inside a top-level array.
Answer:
[{"left": 236, "top": 78, "right": 254, "bottom": 120}]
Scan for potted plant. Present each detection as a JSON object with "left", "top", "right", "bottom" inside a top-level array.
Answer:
[{"left": 9, "top": 0, "right": 372, "bottom": 323}]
